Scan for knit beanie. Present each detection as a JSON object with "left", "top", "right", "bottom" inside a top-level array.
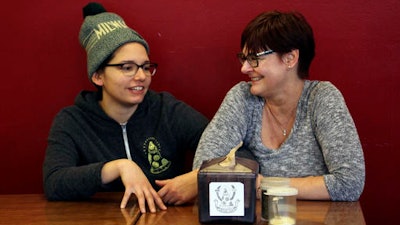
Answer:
[{"left": 79, "top": 2, "right": 149, "bottom": 80}]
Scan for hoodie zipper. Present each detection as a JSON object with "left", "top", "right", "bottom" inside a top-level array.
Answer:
[{"left": 120, "top": 123, "right": 132, "bottom": 160}]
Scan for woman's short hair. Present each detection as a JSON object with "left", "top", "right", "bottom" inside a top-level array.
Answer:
[{"left": 240, "top": 11, "right": 315, "bottom": 78}]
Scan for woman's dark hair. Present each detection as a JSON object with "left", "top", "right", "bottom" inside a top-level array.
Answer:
[
  {"left": 241, "top": 11, "right": 315, "bottom": 78},
  {"left": 93, "top": 53, "right": 115, "bottom": 92}
]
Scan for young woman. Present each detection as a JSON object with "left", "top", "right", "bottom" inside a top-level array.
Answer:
[{"left": 43, "top": 2, "right": 208, "bottom": 213}]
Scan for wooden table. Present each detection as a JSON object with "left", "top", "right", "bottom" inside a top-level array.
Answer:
[
  {"left": 0, "top": 192, "right": 140, "bottom": 225},
  {"left": 137, "top": 200, "right": 366, "bottom": 225},
  {"left": 0, "top": 193, "right": 365, "bottom": 225}
]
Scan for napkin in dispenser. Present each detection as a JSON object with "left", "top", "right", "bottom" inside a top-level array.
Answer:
[{"left": 197, "top": 142, "right": 259, "bottom": 223}]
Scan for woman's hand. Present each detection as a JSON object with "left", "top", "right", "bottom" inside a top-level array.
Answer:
[
  {"left": 156, "top": 169, "right": 199, "bottom": 205},
  {"left": 102, "top": 159, "right": 167, "bottom": 213}
]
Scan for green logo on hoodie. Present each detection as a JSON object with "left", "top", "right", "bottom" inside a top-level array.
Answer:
[{"left": 144, "top": 137, "right": 171, "bottom": 174}]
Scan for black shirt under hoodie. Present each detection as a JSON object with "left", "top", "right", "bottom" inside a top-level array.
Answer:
[{"left": 43, "top": 90, "right": 209, "bottom": 200}]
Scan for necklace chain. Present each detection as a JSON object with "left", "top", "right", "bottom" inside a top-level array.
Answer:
[{"left": 266, "top": 102, "right": 296, "bottom": 137}]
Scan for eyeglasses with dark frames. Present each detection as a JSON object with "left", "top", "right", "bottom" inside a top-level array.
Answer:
[
  {"left": 237, "top": 50, "right": 274, "bottom": 68},
  {"left": 105, "top": 62, "right": 158, "bottom": 77}
]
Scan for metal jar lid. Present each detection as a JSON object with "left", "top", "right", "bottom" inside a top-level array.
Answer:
[
  {"left": 260, "top": 177, "right": 290, "bottom": 189},
  {"left": 266, "top": 187, "right": 298, "bottom": 196}
]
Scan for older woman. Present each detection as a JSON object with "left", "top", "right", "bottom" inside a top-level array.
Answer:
[{"left": 192, "top": 10, "right": 365, "bottom": 201}]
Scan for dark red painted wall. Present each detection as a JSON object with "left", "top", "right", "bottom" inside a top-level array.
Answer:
[{"left": 1, "top": 1, "right": 399, "bottom": 224}]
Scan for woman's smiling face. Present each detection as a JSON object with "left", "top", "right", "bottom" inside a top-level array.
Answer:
[
  {"left": 92, "top": 42, "right": 152, "bottom": 108},
  {"left": 240, "top": 48, "right": 290, "bottom": 98}
]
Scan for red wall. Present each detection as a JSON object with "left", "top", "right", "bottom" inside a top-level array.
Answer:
[{"left": 1, "top": 1, "right": 399, "bottom": 224}]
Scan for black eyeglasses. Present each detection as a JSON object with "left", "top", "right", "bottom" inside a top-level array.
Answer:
[
  {"left": 105, "top": 62, "right": 158, "bottom": 77},
  {"left": 237, "top": 50, "right": 274, "bottom": 68}
]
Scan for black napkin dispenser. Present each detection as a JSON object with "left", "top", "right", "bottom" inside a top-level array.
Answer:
[{"left": 197, "top": 157, "right": 259, "bottom": 224}]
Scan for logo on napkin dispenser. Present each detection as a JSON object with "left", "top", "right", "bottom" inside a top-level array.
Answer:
[{"left": 209, "top": 182, "right": 244, "bottom": 216}]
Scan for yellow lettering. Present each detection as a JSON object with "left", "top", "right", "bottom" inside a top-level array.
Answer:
[
  {"left": 94, "top": 20, "right": 127, "bottom": 39},
  {"left": 86, "top": 20, "right": 128, "bottom": 52},
  {"left": 104, "top": 23, "right": 115, "bottom": 32},
  {"left": 94, "top": 25, "right": 107, "bottom": 39}
]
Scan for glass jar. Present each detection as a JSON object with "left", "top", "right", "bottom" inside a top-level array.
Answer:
[
  {"left": 260, "top": 177, "right": 290, "bottom": 221},
  {"left": 266, "top": 187, "right": 298, "bottom": 225}
]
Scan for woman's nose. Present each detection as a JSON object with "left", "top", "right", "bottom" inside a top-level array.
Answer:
[
  {"left": 240, "top": 61, "right": 254, "bottom": 74},
  {"left": 133, "top": 68, "right": 147, "bottom": 80}
]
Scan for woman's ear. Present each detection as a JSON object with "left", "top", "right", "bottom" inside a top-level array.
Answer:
[
  {"left": 91, "top": 72, "right": 104, "bottom": 86},
  {"left": 283, "top": 49, "right": 299, "bottom": 68}
]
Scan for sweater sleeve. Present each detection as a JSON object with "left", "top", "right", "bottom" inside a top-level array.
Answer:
[
  {"left": 43, "top": 110, "right": 105, "bottom": 200},
  {"left": 193, "top": 82, "right": 252, "bottom": 169},
  {"left": 311, "top": 82, "right": 365, "bottom": 201}
]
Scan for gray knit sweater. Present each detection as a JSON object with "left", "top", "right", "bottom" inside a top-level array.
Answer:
[{"left": 193, "top": 80, "right": 365, "bottom": 201}]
